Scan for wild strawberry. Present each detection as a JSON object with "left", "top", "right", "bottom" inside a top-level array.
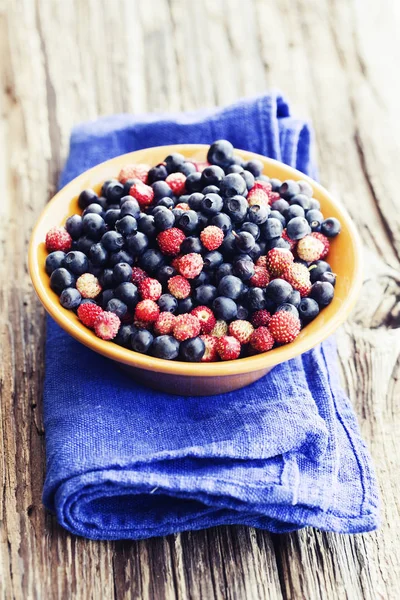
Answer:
[
  {"left": 154, "top": 312, "right": 177, "bottom": 335},
  {"left": 251, "top": 310, "right": 271, "bottom": 328},
  {"left": 174, "top": 202, "right": 190, "bottom": 210},
  {"left": 165, "top": 172, "right": 186, "bottom": 195},
  {"left": 129, "top": 182, "right": 154, "bottom": 207},
  {"left": 178, "top": 253, "right": 204, "bottom": 279},
  {"left": 249, "top": 327, "right": 274, "bottom": 352},
  {"left": 267, "top": 191, "right": 281, "bottom": 204},
  {"left": 191, "top": 306, "right": 216, "bottom": 334},
  {"left": 134, "top": 319, "right": 152, "bottom": 330},
  {"left": 168, "top": 275, "right": 191, "bottom": 299},
  {"left": 252, "top": 181, "right": 272, "bottom": 193},
  {"left": 266, "top": 248, "right": 294, "bottom": 276},
  {"left": 282, "top": 263, "right": 311, "bottom": 297},
  {"left": 255, "top": 255, "right": 267, "bottom": 268},
  {"left": 311, "top": 232, "right": 330, "bottom": 259},
  {"left": 199, "top": 335, "right": 219, "bottom": 362},
  {"left": 249, "top": 266, "right": 270, "bottom": 287},
  {"left": 216, "top": 336, "right": 241, "bottom": 361},
  {"left": 247, "top": 188, "right": 270, "bottom": 208},
  {"left": 228, "top": 320, "right": 254, "bottom": 344},
  {"left": 118, "top": 163, "right": 150, "bottom": 184},
  {"left": 200, "top": 225, "right": 224, "bottom": 251},
  {"left": 171, "top": 255, "right": 182, "bottom": 270},
  {"left": 269, "top": 311, "right": 301, "bottom": 343},
  {"left": 77, "top": 302, "right": 103, "bottom": 329},
  {"left": 296, "top": 235, "right": 325, "bottom": 262},
  {"left": 193, "top": 161, "right": 210, "bottom": 172},
  {"left": 94, "top": 311, "right": 120, "bottom": 340},
  {"left": 134, "top": 299, "right": 160, "bottom": 322},
  {"left": 45, "top": 226, "right": 72, "bottom": 252},
  {"left": 173, "top": 314, "right": 201, "bottom": 341},
  {"left": 131, "top": 266, "right": 148, "bottom": 284},
  {"left": 76, "top": 273, "right": 102, "bottom": 298},
  {"left": 157, "top": 228, "right": 186, "bottom": 256},
  {"left": 211, "top": 320, "right": 228, "bottom": 338},
  {"left": 139, "top": 277, "right": 162, "bottom": 301},
  {"left": 282, "top": 229, "right": 297, "bottom": 251}
]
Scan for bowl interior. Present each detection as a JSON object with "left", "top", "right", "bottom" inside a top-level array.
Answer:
[{"left": 29, "top": 145, "right": 363, "bottom": 377}]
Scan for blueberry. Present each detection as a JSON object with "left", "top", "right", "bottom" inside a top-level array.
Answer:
[
  {"left": 59, "top": 287, "right": 81, "bottom": 309},
  {"left": 233, "top": 258, "right": 255, "bottom": 281},
  {"left": 261, "top": 218, "right": 283, "bottom": 240},
  {"left": 215, "top": 263, "right": 234, "bottom": 284},
  {"left": 207, "top": 140, "right": 234, "bottom": 168},
  {"left": 106, "top": 298, "right": 128, "bottom": 319},
  {"left": 290, "top": 194, "right": 310, "bottom": 211},
  {"left": 201, "top": 193, "right": 224, "bottom": 215},
  {"left": 320, "top": 271, "right": 336, "bottom": 286},
  {"left": 120, "top": 199, "right": 141, "bottom": 219},
  {"left": 154, "top": 206, "right": 175, "bottom": 231},
  {"left": 298, "top": 297, "right": 320, "bottom": 322},
  {"left": 186, "top": 192, "right": 203, "bottom": 211},
  {"left": 240, "top": 222, "right": 260, "bottom": 240},
  {"left": 177, "top": 297, "right": 194, "bottom": 314},
  {"left": 213, "top": 296, "right": 238, "bottom": 320},
  {"left": 138, "top": 249, "right": 165, "bottom": 274},
  {"left": 266, "top": 237, "right": 290, "bottom": 251},
  {"left": 210, "top": 212, "right": 232, "bottom": 233},
  {"left": 201, "top": 185, "right": 220, "bottom": 195},
  {"left": 297, "top": 180, "right": 314, "bottom": 197},
  {"left": 247, "top": 204, "right": 269, "bottom": 225},
  {"left": 114, "top": 324, "right": 138, "bottom": 348},
  {"left": 104, "top": 180, "right": 125, "bottom": 203},
  {"left": 113, "top": 262, "right": 133, "bottom": 284},
  {"left": 193, "top": 284, "right": 217, "bottom": 306},
  {"left": 248, "top": 243, "right": 262, "bottom": 261},
  {"left": 197, "top": 213, "right": 209, "bottom": 230},
  {"left": 151, "top": 335, "right": 180, "bottom": 360},
  {"left": 246, "top": 287, "right": 267, "bottom": 310},
  {"left": 181, "top": 236, "right": 204, "bottom": 255},
  {"left": 220, "top": 231, "right": 237, "bottom": 256},
  {"left": 138, "top": 214, "right": 156, "bottom": 237},
  {"left": 83, "top": 203, "right": 105, "bottom": 218},
  {"left": 114, "top": 215, "right": 137, "bottom": 237},
  {"left": 158, "top": 293, "right": 178, "bottom": 313},
  {"left": 178, "top": 210, "right": 199, "bottom": 234},
  {"left": 279, "top": 180, "right": 300, "bottom": 200},
  {"left": 243, "top": 159, "right": 263, "bottom": 177},
  {"left": 285, "top": 205, "right": 305, "bottom": 221},
  {"left": 271, "top": 199, "right": 290, "bottom": 213},
  {"left": 109, "top": 250, "right": 134, "bottom": 267},
  {"left": 265, "top": 279, "right": 293, "bottom": 304},
  {"left": 78, "top": 189, "right": 98, "bottom": 210},
  {"left": 191, "top": 271, "right": 211, "bottom": 288},
  {"left": 236, "top": 304, "right": 249, "bottom": 320},
  {"left": 309, "top": 260, "right": 332, "bottom": 283},
  {"left": 225, "top": 195, "right": 248, "bottom": 222},
  {"left": 201, "top": 165, "right": 225, "bottom": 187},
  {"left": 240, "top": 170, "right": 255, "bottom": 190},
  {"left": 114, "top": 282, "right": 139, "bottom": 308},
  {"left": 63, "top": 251, "right": 89, "bottom": 275},
  {"left": 45, "top": 251, "right": 66, "bottom": 275},
  {"left": 122, "top": 180, "right": 135, "bottom": 195},
  {"left": 126, "top": 232, "right": 149, "bottom": 255},
  {"left": 179, "top": 162, "right": 197, "bottom": 176},
  {"left": 131, "top": 329, "right": 154, "bottom": 354},
  {"left": 147, "top": 164, "right": 168, "bottom": 184},
  {"left": 87, "top": 262, "right": 103, "bottom": 278},
  {"left": 179, "top": 337, "right": 205, "bottom": 362},
  {"left": 99, "top": 268, "right": 114, "bottom": 289},
  {"left": 152, "top": 180, "right": 174, "bottom": 200},
  {"left": 321, "top": 217, "right": 341, "bottom": 237},
  {"left": 156, "top": 264, "right": 177, "bottom": 286},
  {"left": 306, "top": 209, "right": 324, "bottom": 231},
  {"left": 165, "top": 153, "right": 185, "bottom": 173},
  {"left": 269, "top": 210, "right": 286, "bottom": 227},
  {"left": 226, "top": 164, "right": 244, "bottom": 174},
  {"left": 172, "top": 208, "right": 184, "bottom": 221},
  {"left": 82, "top": 213, "right": 106, "bottom": 241},
  {"left": 77, "top": 235, "right": 96, "bottom": 255},
  {"left": 234, "top": 231, "right": 255, "bottom": 252},
  {"left": 99, "top": 289, "right": 114, "bottom": 309},
  {"left": 154, "top": 196, "right": 175, "bottom": 210},
  {"left": 220, "top": 173, "right": 247, "bottom": 198},
  {"left": 269, "top": 178, "right": 282, "bottom": 192},
  {"left": 50, "top": 268, "right": 76, "bottom": 295},
  {"left": 287, "top": 289, "right": 301, "bottom": 308},
  {"left": 231, "top": 155, "right": 245, "bottom": 167},
  {"left": 65, "top": 214, "right": 83, "bottom": 239},
  {"left": 185, "top": 173, "right": 203, "bottom": 194},
  {"left": 105, "top": 209, "right": 122, "bottom": 228},
  {"left": 309, "top": 281, "right": 334, "bottom": 307},
  {"left": 100, "top": 232, "right": 124, "bottom": 254},
  {"left": 176, "top": 195, "right": 190, "bottom": 205},
  {"left": 203, "top": 251, "right": 223, "bottom": 271},
  {"left": 217, "top": 275, "right": 243, "bottom": 299},
  {"left": 286, "top": 217, "right": 311, "bottom": 240},
  {"left": 309, "top": 198, "right": 321, "bottom": 210},
  {"left": 276, "top": 303, "right": 299, "bottom": 318}
]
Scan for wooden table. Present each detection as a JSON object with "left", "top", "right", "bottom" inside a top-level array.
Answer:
[{"left": 1, "top": 0, "right": 399, "bottom": 598}]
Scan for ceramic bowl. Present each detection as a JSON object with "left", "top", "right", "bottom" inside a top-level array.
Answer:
[{"left": 29, "top": 145, "right": 363, "bottom": 395}]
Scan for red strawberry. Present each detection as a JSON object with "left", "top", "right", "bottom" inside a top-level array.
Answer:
[
  {"left": 157, "top": 228, "right": 186, "bottom": 256},
  {"left": 282, "top": 229, "right": 297, "bottom": 251},
  {"left": 251, "top": 310, "right": 272, "bottom": 328},
  {"left": 191, "top": 306, "right": 216, "bottom": 334},
  {"left": 139, "top": 277, "right": 162, "bottom": 301},
  {"left": 174, "top": 202, "right": 190, "bottom": 211},
  {"left": 131, "top": 267, "right": 148, "bottom": 284},
  {"left": 311, "top": 232, "right": 330, "bottom": 259},
  {"left": 77, "top": 302, "right": 103, "bottom": 329},
  {"left": 76, "top": 273, "right": 102, "bottom": 298},
  {"left": 173, "top": 314, "right": 201, "bottom": 341},
  {"left": 247, "top": 188, "right": 270, "bottom": 208},
  {"left": 269, "top": 310, "right": 301, "bottom": 344},
  {"left": 228, "top": 320, "right": 254, "bottom": 344},
  {"left": 296, "top": 235, "right": 325, "bottom": 262},
  {"left": 199, "top": 335, "right": 219, "bottom": 362},
  {"left": 282, "top": 263, "right": 311, "bottom": 297},
  {"left": 45, "top": 226, "right": 72, "bottom": 252},
  {"left": 178, "top": 253, "right": 204, "bottom": 279},
  {"left": 200, "top": 226, "right": 224, "bottom": 251},
  {"left": 168, "top": 275, "right": 191, "bottom": 299},
  {"left": 165, "top": 172, "right": 186, "bottom": 195},
  {"left": 134, "top": 300, "right": 160, "bottom": 323},
  {"left": 249, "top": 327, "right": 274, "bottom": 352},
  {"left": 249, "top": 266, "right": 270, "bottom": 287},
  {"left": 118, "top": 163, "right": 150, "bottom": 184},
  {"left": 94, "top": 311, "right": 120, "bottom": 340},
  {"left": 129, "top": 182, "right": 154, "bottom": 207},
  {"left": 154, "top": 312, "right": 177, "bottom": 335},
  {"left": 216, "top": 336, "right": 241, "bottom": 361},
  {"left": 266, "top": 248, "right": 294, "bottom": 276}
]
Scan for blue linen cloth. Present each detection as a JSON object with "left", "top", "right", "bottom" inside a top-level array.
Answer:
[{"left": 43, "top": 93, "right": 379, "bottom": 539}]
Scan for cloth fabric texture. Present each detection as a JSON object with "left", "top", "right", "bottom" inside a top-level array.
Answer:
[{"left": 43, "top": 93, "right": 379, "bottom": 540}]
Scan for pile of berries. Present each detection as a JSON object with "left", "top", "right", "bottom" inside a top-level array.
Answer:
[{"left": 44, "top": 140, "right": 341, "bottom": 362}]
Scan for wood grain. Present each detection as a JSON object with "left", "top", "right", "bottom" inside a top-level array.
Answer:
[{"left": 1, "top": 0, "right": 399, "bottom": 598}]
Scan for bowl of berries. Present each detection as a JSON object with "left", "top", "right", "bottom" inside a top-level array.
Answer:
[{"left": 29, "top": 142, "right": 362, "bottom": 395}]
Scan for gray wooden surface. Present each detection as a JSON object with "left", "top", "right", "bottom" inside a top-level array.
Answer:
[{"left": 1, "top": 0, "right": 399, "bottom": 598}]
